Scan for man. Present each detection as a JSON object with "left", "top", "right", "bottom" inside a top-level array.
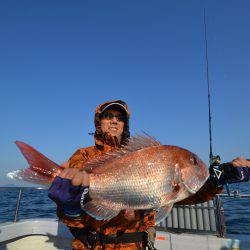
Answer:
[{"left": 49, "top": 100, "right": 156, "bottom": 250}]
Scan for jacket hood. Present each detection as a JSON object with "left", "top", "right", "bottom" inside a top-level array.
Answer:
[{"left": 94, "top": 100, "right": 130, "bottom": 149}]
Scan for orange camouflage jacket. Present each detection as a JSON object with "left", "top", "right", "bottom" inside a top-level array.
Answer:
[{"left": 57, "top": 100, "right": 156, "bottom": 250}]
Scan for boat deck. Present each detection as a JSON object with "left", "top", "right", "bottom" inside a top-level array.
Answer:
[{"left": 0, "top": 219, "right": 240, "bottom": 250}]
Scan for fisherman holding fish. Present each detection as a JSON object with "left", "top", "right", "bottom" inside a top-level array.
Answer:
[
  {"left": 49, "top": 100, "right": 158, "bottom": 250},
  {"left": 47, "top": 100, "right": 249, "bottom": 250},
  {"left": 10, "top": 99, "right": 249, "bottom": 250}
]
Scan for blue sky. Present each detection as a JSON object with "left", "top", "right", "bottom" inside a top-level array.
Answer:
[{"left": 0, "top": 1, "right": 249, "bottom": 186}]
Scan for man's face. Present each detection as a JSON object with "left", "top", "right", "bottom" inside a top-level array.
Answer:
[{"left": 100, "top": 110, "right": 125, "bottom": 141}]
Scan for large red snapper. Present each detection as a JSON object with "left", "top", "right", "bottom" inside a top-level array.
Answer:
[{"left": 7, "top": 134, "right": 209, "bottom": 222}]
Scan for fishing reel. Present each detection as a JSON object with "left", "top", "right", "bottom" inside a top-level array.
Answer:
[{"left": 209, "top": 155, "right": 221, "bottom": 167}]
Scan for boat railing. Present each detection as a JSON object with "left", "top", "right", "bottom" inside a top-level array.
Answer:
[
  {"left": 159, "top": 196, "right": 226, "bottom": 237},
  {"left": 1, "top": 187, "right": 250, "bottom": 236},
  {"left": 0, "top": 187, "right": 47, "bottom": 223}
]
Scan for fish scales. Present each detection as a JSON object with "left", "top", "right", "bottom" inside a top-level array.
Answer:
[{"left": 89, "top": 146, "right": 190, "bottom": 210}]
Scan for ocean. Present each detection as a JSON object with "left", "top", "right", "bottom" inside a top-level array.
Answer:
[{"left": 0, "top": 182, "right": 249, "bottom": 236}]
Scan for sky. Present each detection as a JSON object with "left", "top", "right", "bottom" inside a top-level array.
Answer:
[{"left": 0, "top": 1, "right": 249, "bottom": 186}]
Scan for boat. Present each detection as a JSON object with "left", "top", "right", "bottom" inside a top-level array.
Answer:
[{"left": 0, "top": 187, "right": 249, "bottom": 250}]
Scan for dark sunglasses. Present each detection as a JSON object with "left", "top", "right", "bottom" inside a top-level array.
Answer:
[{"left": 101, "top": 112, "right": 125, "bottom": 122}]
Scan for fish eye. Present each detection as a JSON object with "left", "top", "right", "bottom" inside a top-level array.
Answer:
[{"left": 190, "top": 156, "right": 198, "bottom": 165}]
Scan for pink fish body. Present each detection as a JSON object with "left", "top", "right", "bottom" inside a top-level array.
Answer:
[{"left": 8, "top": 135, "right": 209, "bottom": 222}]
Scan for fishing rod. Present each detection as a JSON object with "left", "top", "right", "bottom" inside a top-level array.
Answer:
[
  {"left": 203, "top": 10, "right": 232, "bottom": 195},
  {"left": 203, "top": 10, "right": 249, "bottom": 198},
  {"left": 203, "top": 9, "right": 224, "bottom": 171}
]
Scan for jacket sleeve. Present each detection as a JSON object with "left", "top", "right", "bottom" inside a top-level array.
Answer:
[
  {"left": 56, "top": 148, "right": 90, "bottom": 227},
  {"left": 176, "top": 178, "right": 223, "bottom": 205}
]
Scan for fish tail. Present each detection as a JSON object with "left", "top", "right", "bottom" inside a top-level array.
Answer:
[
  {"left": 7, "top": 141, "right": 62, "bottom": 185},
  {"left": 7, "top": 169, "right": 53, "bottom": 186}
]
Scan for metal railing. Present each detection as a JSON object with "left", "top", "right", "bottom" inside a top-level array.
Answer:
[
  {"left": 214, "top": 195, "right": 226, "bottom": 237},
  {"left": 219, "top": 190, "right": 250, "bottom": 198},
  {"left": 0, "top": 187, "right": 47, "bottom": 222}
]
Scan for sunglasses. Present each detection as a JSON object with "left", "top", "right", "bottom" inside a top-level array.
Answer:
[{"left": 101, "top": 112, "right": 125, "bottom": 122}]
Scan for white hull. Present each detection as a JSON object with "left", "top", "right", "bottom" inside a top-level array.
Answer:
[{"left": 0, "top": 219, "right": 241, "bottom": 250}]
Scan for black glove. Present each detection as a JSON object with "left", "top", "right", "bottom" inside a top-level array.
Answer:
[{"left": 210, "top": 163, "right": 249, "bottom": 186}]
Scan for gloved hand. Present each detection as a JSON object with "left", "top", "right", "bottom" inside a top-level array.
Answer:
[
  {"left": 221, "top": 163, "right": 249, "bottom": 184},
  {"left": 48, "top": 176, "right": 90, "bottom": 217},
  {"left": 210, "top": 163, "right": 249, "bottom": 187}
]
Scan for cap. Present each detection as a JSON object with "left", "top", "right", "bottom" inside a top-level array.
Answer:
[{"left": 101, "top": 102, "right": 128, "bottom": 115}]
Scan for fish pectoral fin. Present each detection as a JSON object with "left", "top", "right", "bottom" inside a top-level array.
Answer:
[
  {"left": 81, "top": 201, "right": 119, "bottom": 221},
  {"left": 155, "top": 204, "right": 173, "bottom": 224}
]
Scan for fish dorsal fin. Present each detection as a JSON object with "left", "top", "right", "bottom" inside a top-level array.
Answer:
[
  {"left": 83, "top": 133, "right": 161, "bottom": 172},
  {"left": 155, "top": 204, "right": 173, "bottom": 224},
  {"left": 128, "top": 132, "right": 161, "bottom": 151},
  {"left": 81, "top": 201, "right": 120, "bottom": 221}
]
